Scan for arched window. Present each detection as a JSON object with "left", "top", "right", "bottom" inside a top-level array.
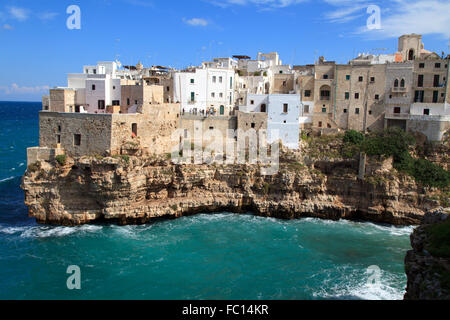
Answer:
[
  {"left": 394, "top": 79, "right": 399, "bottom": 87},
  {"left": 408, "top": 49, "right": 414, "bottom": 61},
  {"left": 400, "top": 79, "right": 405, "bottom": 88}
]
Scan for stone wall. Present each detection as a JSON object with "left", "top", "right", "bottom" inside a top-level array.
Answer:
[
  {"left": 181, "top": 115, "right": 237, "bottom": 148},
  {"left": 39, "top": 112, "right": 113, "bottom": 157},
  {"left": 110, "top": 103, "right": 180, "bottom": 155},
  {"left": 38, "top": 103, "right": 180, "bottom": 158}
]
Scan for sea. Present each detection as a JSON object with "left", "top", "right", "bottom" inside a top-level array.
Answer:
[{"left": 0, "top": 101, "right": 414, "bottom": 300}]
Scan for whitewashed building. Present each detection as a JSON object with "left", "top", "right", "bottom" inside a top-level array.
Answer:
[
  {"left": 173, "top": 59, "right": 237, "bottom": 115},
  {"left": 241, "top": 94, "right": 300, "bottom": 149}
]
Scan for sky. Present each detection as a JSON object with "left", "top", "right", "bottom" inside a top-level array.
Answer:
[{"left": 0, "top": 0, "right": 449, "bottom": 101}]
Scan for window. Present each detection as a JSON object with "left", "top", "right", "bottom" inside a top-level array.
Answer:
[
  {"left": 219, "top": 93, "right": 223, "bottom": 98},
  {"left": 370, "top": 77, "right": 375, "bottom": 83},
  {"left": 320, "top": 90, "right": 330, "bottom": 100},
  {"left": 212, "top": 76, "right": 216, "bottom": 83},
  {"left": 355, "top": 108, "right": 360, "bottom": 114},
  {"left": 435, "top": 63, "right": 441, "bottom": 68},
  {"left": 73, "top": 134, "right": 81, "bottom": 146},
  {"left": 132, "top": 123, "right": 137, "bottom": 137},
  {"left": 279, "top": 71, "right": 283, "bottom": 74},
  {"left": 93, "top": 69, "right": 96, "bottom": 74},
  {"left": 209, "top": 127, "right": 214, "bottom": 130},
  {"left": 92, "top": 84, "right": 96, "bottom": 90},
  {"left": 355, "top": 93, "right": 360, "bottom": 99},
  {"left": 219, "top": 76, "right": 223, "bottom": 83},
  {"left": 304, "top": 90, "right": 311, "bottom": 97},
  {"left": 191, "top": 92, "right": 195, "bottom": 102},
  {"left": 251, "top": 123, "right": 255, "bottom": 128},
  {"left": 318, "top": 121, "right": 322, "bottom": 128},
  {"left": 375, "top": 94, "right": 379, "bottom": 100},
  {"left": 433, "top": 91, "right": 439, "bottom": 103},
  {"left": 322, "top": 107, "right": 327, "bottom": 113},
  {"left": 283, "top": 104, "right": 288, "bottom": 113},
  {"left": 56, "top": 135, "right": 61, "bottom": 144},
  {"left": 167, "top": 86, "right": 170, "bottom": 92},
  {"left": 424, "top": 109, "right": 430, "bottom": 115},
  {"left": 282, "top": 81, "right": 287, "bottom": 87},
  {"left": 408, "top": 49, "right": 414, "bottom": 61},
  {"left": 230, "top": 77, "right": 233, "bottom": 88},
  {"left": 394, "top": 79, "right": 399, "bottom": 87},
  {"left": 346, "top": 75, "right": 350, "bottom": 80},
  {"left": 433, "top": 75, "right": 440, "bottom": 87},
  {"left": 261, "top": 104, "right": 267, "bottom": 112},
  {"left": 418, "top": 75, "right": 424, "bottom": 87},
  {"left": 419, "top": 63, "right": 425, "bottom": 68},
  {"left": 369, "top": 110, "right": 372, "bottom": 115},
  {"left": 400, "top": 79, "right": 405, "bottom": 87},
  {"left": 127, "top": 98, "right": 130, "bottom": 106},
  {"left": 250, "top": 100, "right": 254, "bottom": 105},
  {"left": 323, "top": 74, "right": 329, "bottom": 79},
  {"left": 134, "top": 100, "right": 138, "bottom": 105},
  {"left": 98, "top": 100, "right": 105, "bottom": 109},
  {"left": 113, "top": 86, "right": 116, "bottom": 90},
  {"left": 58, "top": 125, "right": 61, "bottom": 132},
  {"left": 190, "top": 79, "right": 194, "bottom": 84},
  {"left": 112, "top": 100, "right": 120, "bottom": 106},
  {"left": 358, "top": 76, "right": 363, "bottom": 82},
  {"left": 211, "top": 92, "right": 215, "bottom": 98},
  {"left": 345, "top": 92, "right": 350, "bottom": 100},
  {"left": 343, "top": 109, "right": 347, "bottom": 113},
  {"left": 304, "top": 105, "right": 309, "bottom": 114},
  {"left": 394, "top": 107, "right": 401, "bottom": 114},
  {"left": 414, "top": 90, "right": 424, "bottom": 103}
]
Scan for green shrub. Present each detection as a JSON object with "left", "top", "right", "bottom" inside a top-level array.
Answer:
[
  {"left": 55, "top": 154, "right": 67, "bottom": 166},
  {"left": 113, "top": 154, "right": 130, "bottom": 164},
  {"left": 409, "top": 158, "right": 450, "bottom": 189},
  {"left": 343, "top": 130, "right": 365, "bottom": 145},
  {"left": 362, "top": 128, "right": 415, "bottom": 160},
  {"left": 27, "top": 161, "right": 41, "bottom": 173},
  {"left": 425, "top": 219, "right": 450, "bottom": 258}
]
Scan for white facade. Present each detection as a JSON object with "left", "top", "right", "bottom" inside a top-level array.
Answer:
[
  {"left": 173, "top": 66, "right": 236, "bottom": 115},
  {"left": 242, "top": 94, "right": 300, "bottom": 149},
  {"left": 64, "top": 61, "right": 124, "bottom": 113}
]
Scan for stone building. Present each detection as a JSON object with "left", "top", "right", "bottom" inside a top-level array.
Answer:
[{"left": 32, "top": 102, "right": 181, "bottom": 162}]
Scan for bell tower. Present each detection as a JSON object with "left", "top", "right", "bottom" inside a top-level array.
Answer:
[{"left": 398, "top": 34, "right": 423, "bottom": 61}]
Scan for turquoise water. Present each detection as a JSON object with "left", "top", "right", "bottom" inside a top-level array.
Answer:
[{"left": 0, "top": 102, "right": 414, "bottom": 300}]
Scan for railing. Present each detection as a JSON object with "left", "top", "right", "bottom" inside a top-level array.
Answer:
[{"left": 392, "top": 87, "right": 407, "bottom": 93}]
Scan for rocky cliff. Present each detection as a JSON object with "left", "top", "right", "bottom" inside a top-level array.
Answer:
[
  {"left": 404, "top": 209, "right": 450, "bottom": 300},
  {"left": 21, "top": 150, "right": 437, "bottom": 226}
]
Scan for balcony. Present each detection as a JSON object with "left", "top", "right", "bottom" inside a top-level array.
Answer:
[
  {"left": 320, "top": 96, "right": 330, "bottom": 101},
  {"left": 392, "top": 87, "right": 408, "bottom": 93}
]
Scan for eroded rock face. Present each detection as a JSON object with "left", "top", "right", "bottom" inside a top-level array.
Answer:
[
  {"left": 21, "top": 155, "right": 431, "bottom": 226},
  {"left": 404, "top": 210, "right": 450, "bottom": 300}
]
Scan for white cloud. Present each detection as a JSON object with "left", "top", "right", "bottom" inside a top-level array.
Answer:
[
  {"left": 208, "top": 0, "right": 307, "bottom": 8},
  {"left": 38, "top": 12, "right": 59, "bottom": 21},
  {"left": 361, "top": 0, "right": 450, "bottom": 39},
  {"left": 324, "top": 0, "right": 450, "bottom": 39},
  {"left": 0, "top": 83, "right": 49, "bottom": 95},
  {"left": 8, "top": 7, "right": 29, "bottom": 21},
  {"left": 183, "top": 18, "right": 209, "bottom": 27},
  {"left": 1, "top": 24, "right": 13, "bottom": 30}
]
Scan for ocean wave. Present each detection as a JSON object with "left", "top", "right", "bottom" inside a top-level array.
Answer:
[
  {"left": 19, "top": 224, "right": 103, "bottom": 238},
  {"left": 0, "top": 176, "right": 15, "bottom": 183},
  {"left": 313, "top": 266, "right": 405, "bottom": 300}
]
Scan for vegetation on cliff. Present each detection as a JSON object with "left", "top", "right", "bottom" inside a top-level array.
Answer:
[{"left": 341, "top": 128, "right": 450, "bottom": 190}]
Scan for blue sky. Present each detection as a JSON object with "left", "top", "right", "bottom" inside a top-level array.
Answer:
[{"left": 0, "top": 0, "right": 449, "bottom": 101}]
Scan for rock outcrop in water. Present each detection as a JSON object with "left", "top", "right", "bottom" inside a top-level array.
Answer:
[
  {"left": 21, "top": 148, "right": 436, "bottom": 226},
  {"left": 404, "top": 209, "right": 450, "bottom": 300}
]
